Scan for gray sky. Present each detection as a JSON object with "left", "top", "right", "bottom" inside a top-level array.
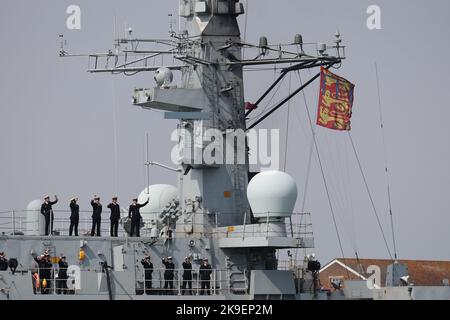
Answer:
[{"left": 0, "top": 0, "right": 449, "bottom": 263}]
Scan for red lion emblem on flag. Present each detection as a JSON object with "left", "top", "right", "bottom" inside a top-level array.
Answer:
[{"left": 317, "top": 67, "right": 355, "bottom": 131}]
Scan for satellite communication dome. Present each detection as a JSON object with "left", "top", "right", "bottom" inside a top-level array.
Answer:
[
  {"left": 247, "top": 170, "right": 298, "bottom": 219},
  {"left": 138, "top": 184, "right": 178, "bottom": 221},
  {"left": 25, "top": 199, "right": 45, "bottom": 236},
  {"left": 154, "top": 67, "right": 173, "bottom": 88}
]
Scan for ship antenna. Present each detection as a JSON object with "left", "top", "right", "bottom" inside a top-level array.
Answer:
[
  {"left": 111, "top": 13, "right": 119, "bottom": 196},
  {"left": 168, "top": 13, "right": 175, "bottom": 37},
  {"left": 145, "top": 132, "right": 150, "bottom": 195},
  {"left": 375, "top": 62, "right": 398, "bottom": 261},
  {"left": 59, "top": 35, "right": 67, "bottom": 56}
]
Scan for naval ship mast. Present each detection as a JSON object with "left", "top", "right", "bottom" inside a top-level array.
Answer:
[
  {"left": 59, "top": 0, "right": 345, "bottom": 295},
  {"left": 0, "top": 0, "right": 346, "bottom": 300},
  {"left": 2, "top": 0, "right": 450, "bottom": 301},
  {"left": 60, "top": 0, "right": 344, "bottom": 230}
]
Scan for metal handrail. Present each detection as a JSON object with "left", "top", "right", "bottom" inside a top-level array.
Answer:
[
  {"left": 141, "top": 268, "right": 227, "bottom": 296},
  {"left": 29, "top": 267, "right": 245, "bottom": 296},
  {"left": 0, "top": 210, "right": 314, "bottom": 241}
]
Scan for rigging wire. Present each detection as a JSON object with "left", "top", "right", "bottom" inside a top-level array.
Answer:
[
  {"left": 343, "top": 136, "right": 358, "bottom": 253},
  {"left": 347, "top": 132, "right": 393, "bottom": 260},
  {"left": 111, "top": 76, "right": 119, "bottom": 196},
  {"left": 325, "top": 133, "right": 358, "bottom": 253},
  {"left": 303, "top": 64, "right": 360, "bottom": 259},
  {"left": 320, "top": 133, "right": 352, "bottom": 226},
  {"left": 296, "top": 71, "right": 348, "bottom": 271},
  {"left": 294, "top": 74, "right": 317, "bottom": 263},
  {"left": 282, "top": 72, "right": 292, "bottom": 171},
  {"left": 111, "top": 14, "right": 119, "bottom": 196},
  {"left": 247, "top": 76, "right": 286, "bottom": 121},
  {"left": 242, "top": 0, "right": 249, "bottom": 59},
  {"left": 295, "top": 70, "right": 359, "bottom": 259},
  {"left": 296, "top": 136, "right": 314, "bottom": 262},
  {"left": 375, "top": 62, "right": 398, "bottom": 260}
]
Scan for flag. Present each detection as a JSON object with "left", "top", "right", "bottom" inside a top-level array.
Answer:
[{"left": 317, "top": 67, "right": 355, "bottom": 131}]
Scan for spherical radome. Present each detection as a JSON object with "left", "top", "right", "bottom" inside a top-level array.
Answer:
[
  {"left": 26, "top": 199, "right": 45, "bottom": 236},
  {"left": 154, "top": 67, "right": 173, "bottom": 87},
  {"left": 247, "top": 171, "right": 298, "bottom": 219},
  {"left": 27, "top": 199, "right": 42, "bottom": 211},
  {"left": 138, "top": 184, "right": 178, "bottom": 221}
]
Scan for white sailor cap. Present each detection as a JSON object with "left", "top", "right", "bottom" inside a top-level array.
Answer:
[{"left": 44, "top": 195, "right": 50, "bottom": 200}]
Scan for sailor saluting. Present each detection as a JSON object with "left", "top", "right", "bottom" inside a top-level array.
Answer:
[
  {"left": 69, "top": 197, "right": 79, "bottom": 236},
  {"left": 41, "top": 195, "right": 58, "bottom": 236},
  {"left": 128, "top": 197, "right": 149, "bottom": 237},
  {"left": 90, "top": 196, "right": 102, "bottom": 236},
  {"left": 107, "top": 197, "right": 121, "bottom": 237}
]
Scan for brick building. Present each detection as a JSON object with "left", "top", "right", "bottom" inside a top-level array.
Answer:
[{"left": 319, "top": 258, "right": 450, "bottom": 289}]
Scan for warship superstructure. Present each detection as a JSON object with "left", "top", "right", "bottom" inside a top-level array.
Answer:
[{"left": 1, "top": 0, "right": 449, "bottom": 300}]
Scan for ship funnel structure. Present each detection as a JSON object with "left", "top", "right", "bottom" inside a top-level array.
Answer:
[
  {"left": 247, "top": 171, "right": 298, "bottom": 221},
  {"left": 25, "top": 200, "right": 45, "bottom": 236}
]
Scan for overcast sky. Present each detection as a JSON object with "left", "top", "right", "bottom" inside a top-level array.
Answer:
[{"left": 1, "top": 0, "right": 449, "bottom": 263}]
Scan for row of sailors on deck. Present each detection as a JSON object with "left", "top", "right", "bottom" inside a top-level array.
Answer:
[
  {"left": 41, "top": 195, "right": 150, "bottom": 237},
  {"left": 141, "top": 255, "right": 213, "bottom": 295},
  {"left": 1, "top": 250, "right": 214, "bottom": 296}
]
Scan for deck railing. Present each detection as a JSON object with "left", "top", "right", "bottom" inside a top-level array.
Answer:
[
  {"left": 29, "top": 267, "right": 246, "bottom": 296},
  {"left": 0, "top": 210, "right": 313, "bottom": 241}
]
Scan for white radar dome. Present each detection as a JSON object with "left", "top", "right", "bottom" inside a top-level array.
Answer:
[
  {"left": 247, "top": 170, "right": 298, "bottom": 219},
  {"left": 154, "top": 67, "right": 173, "bottom": 88},
  {"left": 138, "top": 184, "right": 178, "bottom": 221},
  {"left": 25, "top": 199, "right": 45, "bottom": 236}
]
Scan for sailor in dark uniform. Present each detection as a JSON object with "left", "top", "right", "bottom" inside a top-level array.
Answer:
[
  {"left": 57, "top": 255, "right": 68, "bottom": 294},
  {"left": 162, "top": 256, "right": 175, "bottom": 295},
  {"left": 107, "top": 197, "right": 120, "bottom": 237},
  {"left": 34, "top": 250, "right": 53, "bottom": 294},
  {"left": 181, "top": 256, "right": 193, "bottom": 295},
  {"left": 0, "top": 252, "right": 8, "bottom": 271},
  {"left": 141, "top": 255, "right": 154, "bottom": 294},
  {"left": 128, "top": 197, "right": 149, "bottom": 237},
  {"left": 40, "top": 195, "right": 58, "bottom": 236},
  {"left": 69, "top": 197, "right": 79, "bottom": 236},
  {"left": 199, "top": 258, "right": 213, "bottom": 295},
  {"left": 90, "top": 196, "right": 102, "bottom": 236}
]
